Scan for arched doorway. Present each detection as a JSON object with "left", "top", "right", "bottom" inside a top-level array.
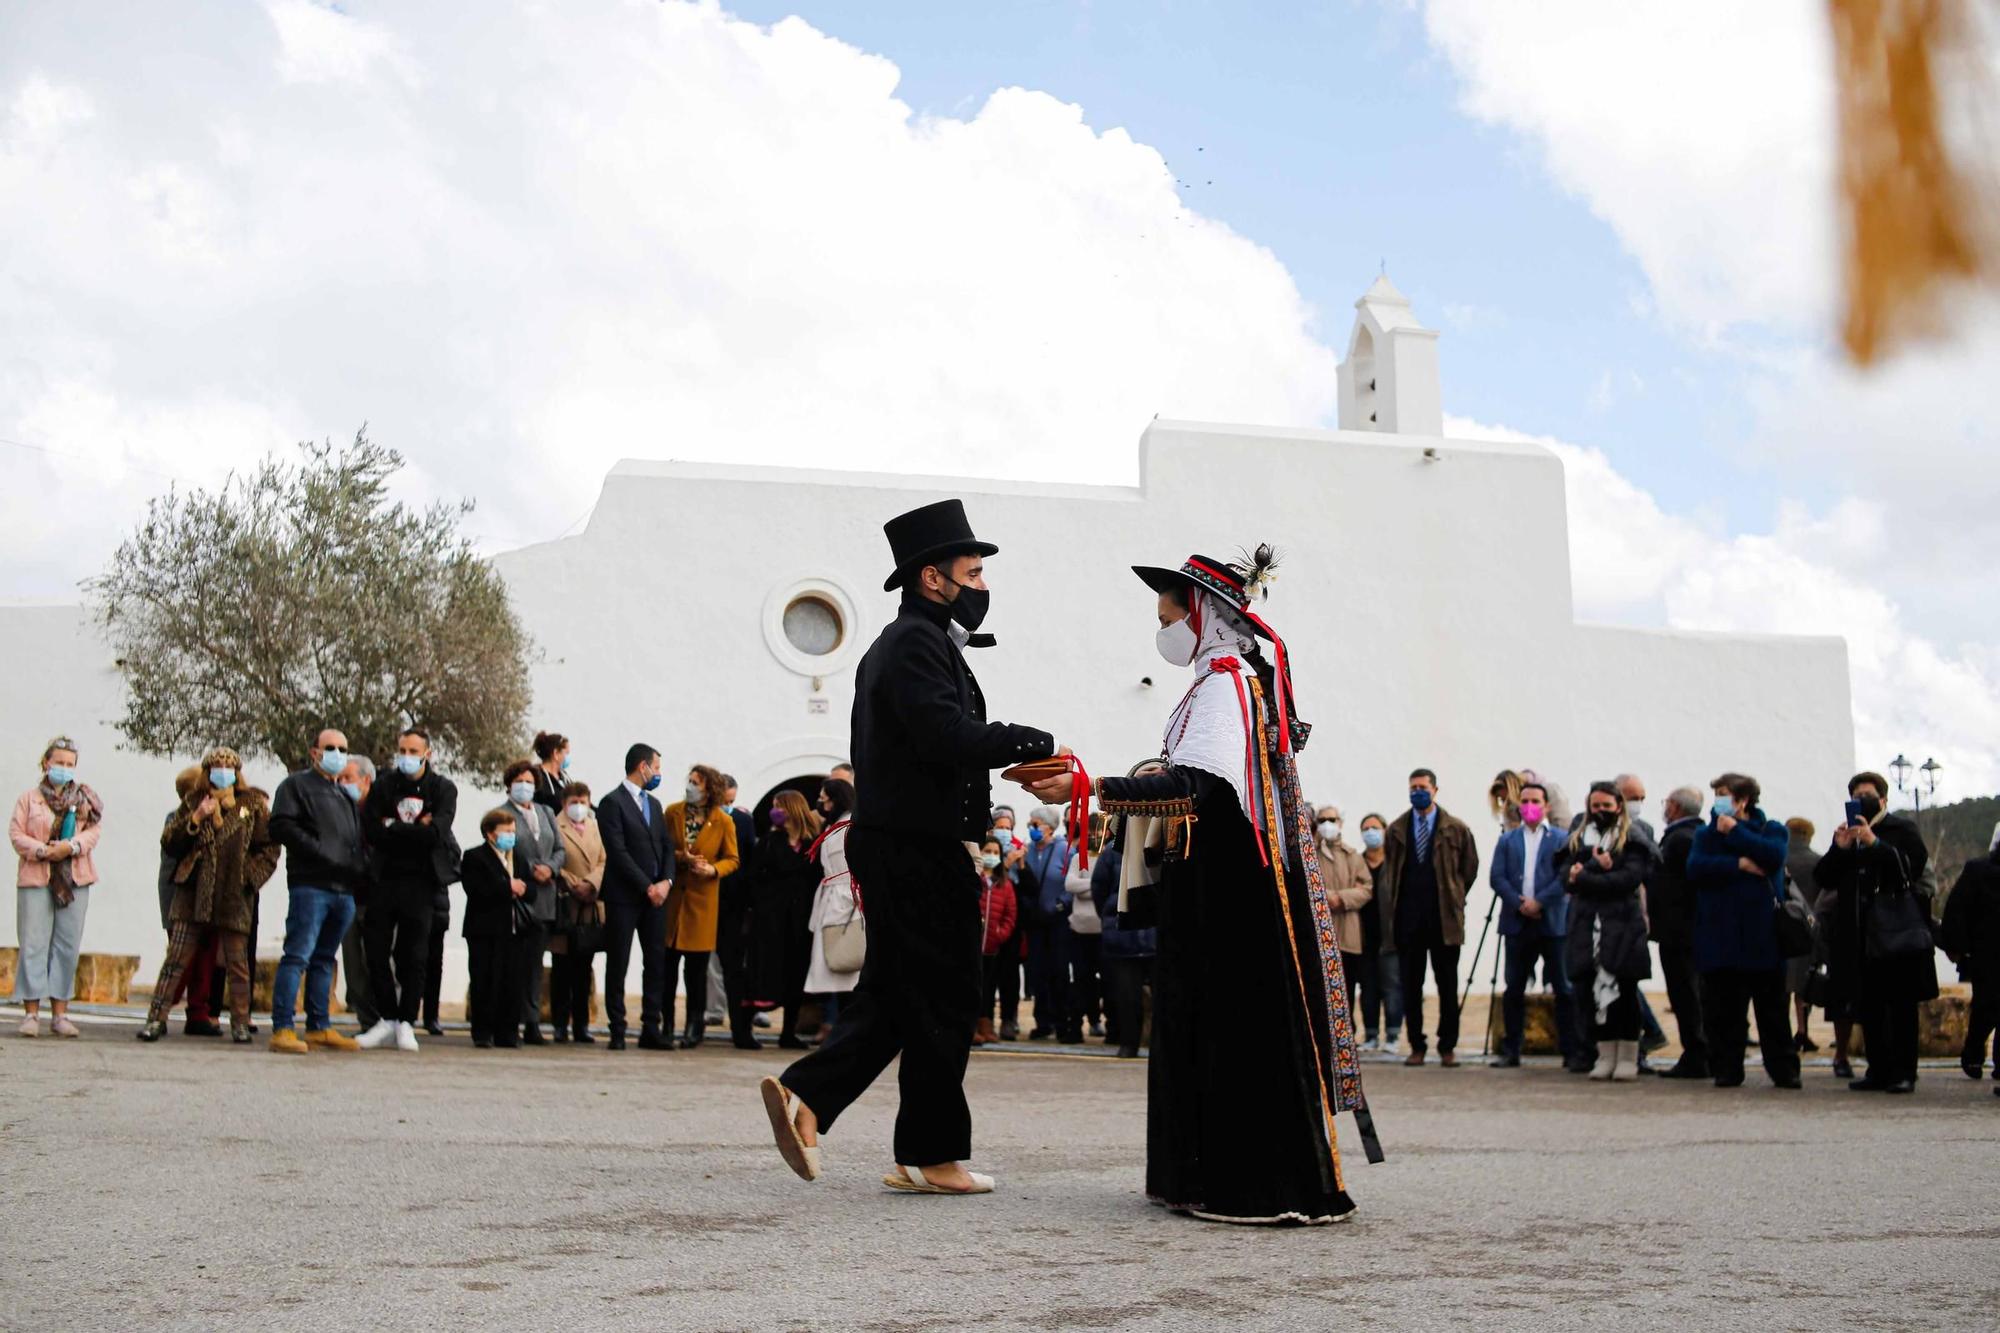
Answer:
[{"left": 751, "top": 773, "right": 828, "bottom": 844}]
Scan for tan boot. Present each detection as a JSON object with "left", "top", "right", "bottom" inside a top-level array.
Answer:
[
  {"left": 304, "top": 1027, "right": 359, "bottom": 1052},
  {"left": 972, "top": 1017, "right": 996, "bottom": 1047},
  {"left": 269, "top": 1027, "right": 309, "bottom": 1055}
]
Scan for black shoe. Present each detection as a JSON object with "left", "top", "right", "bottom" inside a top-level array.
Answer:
[
  {"left": 521, "top": 1031, "right": 548, "bottom": 1047},
  {"left": 608, "top": 1033, "right": 627, "bottom": 1051},
  {"left": 136, "top": 1020, "right": 167, "bottom": 1043},
  {"left": 1963, "top": 1057, "right": 1986, "bottom": 1080},
  {"left": 1564, "top": 1059, "right": 1593, "bottom": 1075},
  {"left": 1641, "top": 1031, "right": 1669, "bottom": 1055},
  {"left": 637, "top": 1032, "right": 671, "bottom": 1051},
  {"left": 1848, "top": 1076, "right": 1890, "bottom": 1092},
  {"left": 494, "top": 1037, "right": 520, "bottom": 1049},
  {"left": 573, "top": 1030, "right": 596, "bottom": 1045},
  {"left": 473, "top": 1035, "right": 493, "bottom": 1049},
  {"left": 999, "top": 1023, "right": 1020, "bottom": 1041},
  {"left": 552, "top": 1030, "right": 569, "bottom": 1044},
  {"left": 1772, "top": 1074, "right": 1803, "bottom": 1089},
  {"left": 1713, "top": 1074, "right": 1745, "bottom": 1088},
  {"left": 1489, "top": 1055, "right": 1520, "bottom": 1068},
  {"left": 1635, "top": 1054, "right": 1657, "bottom": 1075},
  {"left": 676, "top": 1033, "right": 705, "bottom": 1050},
  {"left": 733, "top": 1036, "right": 761, "bottom": 1050},
  {"left": 183, "top": 1019, "right": 224, "bottom": 1038},
  {"left": 1659, "top": 1061, "right": 1711, "bottom": 1080},
  {"left": 1028, "top": 1027, "right": 1054, "bottom": 1040},
  {"left": 777, "top": 1035, "right": 807, "bottom": 1050},
  {"left": 1117, "top": 1045, "right": 1140, "bottom": 1059},
  {"left": 1797, "top": 1034, "right": 1820, "bottom": 1053},
  {"left": 1884, "top": 1078, "right": 1915, "bottom": 1094},
  {"left": 1831, "top": 1058, "right": 1854, "bottom": 1080},
  {"left": 424, "top": 1021, "right": 446, "bottom": 1037},
  {"left": 1058, "top": 1030, "right": 1084, "bottom": 1045}
]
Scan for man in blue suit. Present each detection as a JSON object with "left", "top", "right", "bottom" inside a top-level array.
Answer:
[
  {"left": 1488, "top": 779, "right": 1580, "bottom": 1068},
  {"left": 597, "top": 743, "right": 675, "bottom": 1051}
]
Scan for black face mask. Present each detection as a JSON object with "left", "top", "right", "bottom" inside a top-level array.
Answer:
[
  {"left": 1591, "top": 809, "right": 1620, "bottom": 829},
  {"left": 942, "top": 580, "right": 989, "bottom": 633},
  {"left": 1857, "top": 794, "right": 1882, "bottom": 819}
]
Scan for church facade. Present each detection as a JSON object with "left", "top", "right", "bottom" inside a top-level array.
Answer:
[{"left": 0, "top": 278, "right": 1855, "bottom": 984}]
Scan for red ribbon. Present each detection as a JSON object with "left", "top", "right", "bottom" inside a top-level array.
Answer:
[
  {"left": 808, "top": 818, "right": 860, "bottom": 913},
  {"left": 1064, "top": 754, "right": 1093, "bottom": 871},
  {"left": 1239, "top": 609, "right": 1295, "bottom": 756}
]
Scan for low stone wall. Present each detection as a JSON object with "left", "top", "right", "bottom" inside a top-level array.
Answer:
[
  {"left": 249, "top": 956, "right": 344, "bottom": 1016},
  {"left": 0, "top": 946, "right": 138, "bottom": 1003}
]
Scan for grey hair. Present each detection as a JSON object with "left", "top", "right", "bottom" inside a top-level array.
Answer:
[
  {"left": 1029, "top": 805, "right": 1063, "bottom": 829},
  {"left": 1614, "top": 773, "right": 1644, "bottom": 795},
  {"left": 347, "top": 754, "right": 377, "bottom": 782},
  {"left": 1665, "top": 786, "right": 1704, "bottom": 821}
]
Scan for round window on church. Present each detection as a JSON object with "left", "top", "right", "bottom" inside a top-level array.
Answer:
[{"left": 782, "top": 594, "right": 844, "bottom": 657}]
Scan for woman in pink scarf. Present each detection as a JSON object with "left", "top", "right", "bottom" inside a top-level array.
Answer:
[{"left": 10, "top": 736, "right": 104, "bottom": 1038}]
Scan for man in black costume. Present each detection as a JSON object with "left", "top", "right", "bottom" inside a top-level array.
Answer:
[{"left": 762, "top": 499, "right": 1061, "bottom": 1195}]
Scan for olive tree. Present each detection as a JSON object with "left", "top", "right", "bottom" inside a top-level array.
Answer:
[{"left": 88, "top": 429, "right": 532, "bottom": 774}]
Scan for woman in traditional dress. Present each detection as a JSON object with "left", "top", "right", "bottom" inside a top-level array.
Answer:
[{"left": 1031, "top": 548, "right": 1376, "bottom": 1225}]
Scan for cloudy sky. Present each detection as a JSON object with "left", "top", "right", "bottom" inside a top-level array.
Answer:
[{"left": 2, "top": 0, "right": 1994, "bottom": 798}]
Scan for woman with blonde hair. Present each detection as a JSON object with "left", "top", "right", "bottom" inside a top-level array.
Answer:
[
  {"left": 664, "top": 763, "right": 741, "bottom": 1049},
  {"left": 140, "top": 747, "right": 279, "bottom": 1043},
  {"left": 11, "top": 736, "right": 104, "bottom": 1038},
  {"left": 1556, "top": 780, "right": 1656, "bottom": 1081},
  {"left": 747, "top": 787, "right": 825, "bottom": 1049}
]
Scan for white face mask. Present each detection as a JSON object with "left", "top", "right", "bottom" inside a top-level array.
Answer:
[
  {"left": 1155, "top": 617, "right": 1198, "bottom": 667},
  {"left": 566, "top": 802, "right": 589, "bottom": 824},
  {"left": 1316, "top": 819, "right": 1340, "bottom": 843}
]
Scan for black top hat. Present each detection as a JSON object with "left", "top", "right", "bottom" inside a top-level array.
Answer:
[
  {"left": 1132, "top": 554, "right": 1281, "bottom": 642},
  {"left": 882, "top": 499, "right": 1000, "bottom": 592}
]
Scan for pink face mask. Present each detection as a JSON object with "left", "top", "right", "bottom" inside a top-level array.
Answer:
[{"left": 1519, "top": 801, "right": 1546, "bottom": 826}]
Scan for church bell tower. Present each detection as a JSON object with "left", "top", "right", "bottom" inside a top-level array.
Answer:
[{"left": 1336, "top": 274, "right": 1442, "bottom": 437}]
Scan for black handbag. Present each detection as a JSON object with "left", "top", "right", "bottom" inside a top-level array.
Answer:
[
  {"left": 558, "top": 890, "right": 605, "bottom": 954},
  {"left": 1773, "top": 873, "right": 1818, "bottom": 959},
  {"left": 1864, "top": 887, "right": 1934, "bottom": 961}
]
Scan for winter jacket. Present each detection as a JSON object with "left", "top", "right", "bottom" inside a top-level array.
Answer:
[
  {"left": 161, "top": 786, "right": 280, "bottom": 935},
  {"left": 1940, "top": 852, "right": 2000, "bottom": 982},
  {"left": 1558, "top": 826, "right": 1657, "bottom": 983},
  {"left": 1378, "top": 804, "right": 1481, "bottom": 948},
  {"left": 1814, "top": 812, "right": 1938, "bottom": 1006},
  {"left": 363, "top": 765, "right": 460, "bottom": 888},
  {"left": 1317, "top": 839, "right": 1375, "bottom": 955},
  {"left": 1091, "top": 844, "right": 1157, "bottom": 960},
  {"left": 980, "top": 874, "right": 1018, "bottom": 956},
  {"left": 1686, "top": 809, "right": 1788, "bottom": 974},
  {"left": 269, "top": 767, "right": 366, "bottom": 892},
  {"left": 1019, "top": 835, "right": 1073, "bottom": 922}
]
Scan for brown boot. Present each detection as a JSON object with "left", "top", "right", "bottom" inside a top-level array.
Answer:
[{"left": 972, "top": 1017, "right": 996, "bottom": 1047}]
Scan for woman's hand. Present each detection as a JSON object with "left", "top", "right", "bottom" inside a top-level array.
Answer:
[
  {"left": 509, "top": 878, "right": 527, "bottom": 898},
  {"left": 1715, "top": 813, "right": 1738, "bottom": 835},
  {"left": 194, "top": 795, "right": 219, "bottom": 822},
  {"left": 1567, "top": 862, "right": 1582, "bottom": 884},
  {"left": 1737, "top": 856, "right": 1761, "bottom": 875},
  {"left": 1593, "top": 848, "right": 1613, "bottom": 871},
  {"left": 532, "top": 863, "right": 553, "bottom": 883}
]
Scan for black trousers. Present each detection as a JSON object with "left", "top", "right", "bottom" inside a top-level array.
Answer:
[
  {"left": 1965, "top": 977, "right": 1997, "bottom": 1069},
  {"left": 718, "top": 894, "right": 755, "bottom": 1042},
  {"left": 1025, "top": 917, "right": 1073, "bottom": 1036},
  {"left": 1859, "top": 995, "right": 1921, "bottom": 1085},
  {"left": 549, "top": 942, "right": 596, "bottom": 1036},
  {"left": 1658, "top": 941, "right": 1708, "bottom": 1069},
  {"left": 1701, "top": 967, "right": 1798, "bottom": 1084},
  {"left": 1591, "top": 978, "right": 1642, "bottom": 1041},
  {"left": 422, "top": 901, "right": 448, "bottom": 1027},
  {"left": 664, "top": 948, "right": 709, "bottom": 1035},
  {"left": 1105, "top": 954, "right": 1152, "bottom": 1050},
  {"left": 466, "top": 933, "right": 522, "bottom": 1042},
  {"left": 341, "top": 910, "right": 379, "bottom": 1031},
  {"left": 1400, "top": 936, "right": 1462, "bottom": 1055},
  {"left": 516, "top": 920, "right": 550, "bottom": 1035},
  {"left": 364, "top": 879, "right": 435, "bottom": 1025},
  {"left": 603, "top": 896, "right": 668, "bottom": 1036},
  {"left": 1068, "top": 930, "right": 1103, "bottom": 1031},
  {"left": 782, "top": 828, "right": 982, "bottom": 1166}
]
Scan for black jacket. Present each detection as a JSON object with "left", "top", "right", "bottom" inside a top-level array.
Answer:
[
  {"left": 1940, "top": 853, "right": 2000, "bottom": 981},
  {"left": 1813, "top": 812, "right": 1937, "bottom": 1005},
  {"left": 270, "top": 767, "right": 367, "bottom": 892},
  {"left": 460, "top": 842, "right": 522, "bottom": 938},
  {"left": 363, "top": 765, "right": 460, "bottom": 888},
  {"left": 850, "top": 594, "right": 1054, "bottom": 841},
  {"left": 1558, "top": 829, "right": 1657, "bottom": 983},
  {"left": 597, "top": 784, "right": 672, "bottom": 905},
  {"left": 1647, "top": 817, "right": 1701, "bottom": 949}
]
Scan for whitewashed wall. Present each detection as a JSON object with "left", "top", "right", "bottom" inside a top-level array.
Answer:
[{"left": 1, "top": 419, "right": 1855, "bottom": 1000}]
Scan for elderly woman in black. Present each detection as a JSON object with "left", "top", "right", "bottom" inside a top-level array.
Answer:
[{"left": 1558, "top": 781, "right": 1656, "bottom": 1082}]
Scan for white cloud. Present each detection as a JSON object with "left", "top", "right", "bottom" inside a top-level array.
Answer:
[
  {"left": 0, "top": 1, "right": 1336, "bottom": 589},
  {"left": 1449, "top": 413, "right": 2000, "bottom": 800}
]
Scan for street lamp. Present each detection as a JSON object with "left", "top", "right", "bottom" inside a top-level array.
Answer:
[{"left": 1888, "top": 753, "right": 1942, "bottom": 812}]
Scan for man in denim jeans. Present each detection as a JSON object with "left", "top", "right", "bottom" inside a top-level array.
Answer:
[{"left": 267, "top": 727, "right": 369, "bottom": 1054}]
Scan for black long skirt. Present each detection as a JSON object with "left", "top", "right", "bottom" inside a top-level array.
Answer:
[{"left": 1146, "top": 792, "right": 1355, "bottom": 1224}]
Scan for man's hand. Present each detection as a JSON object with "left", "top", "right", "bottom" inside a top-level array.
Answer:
[
  {"left": 647, "top": 881, "right": 670, "bottom": 906},
  {"left": 1026, "top": 771, "right": 1076, "bottom": 805},
  {"left": 1520, "top": 898, "right": 1543, "bottom": 920},
  {"left": 509, "top": 878, "right": 527, "bottom": 898},
  {"left": 1833, "top": 825, "right": 1855, "bottom": 850},
  {"left": 532, "top": 863, "right": 553, "bottom": 883},
  {"left": 1855, "top": 820, "right": 1878, "bottom": 847},
  {"left": 1715, "top": 813, "right": 1738, "bottom": 835}
]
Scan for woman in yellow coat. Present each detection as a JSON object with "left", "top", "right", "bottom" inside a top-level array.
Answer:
[{"left": 664, "top": 763, "right": 740, "bottom": 1048}]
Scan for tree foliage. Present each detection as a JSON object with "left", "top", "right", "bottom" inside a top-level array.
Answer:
[{"left": 88, "top": 430, "right": 532, "bottom": 775}]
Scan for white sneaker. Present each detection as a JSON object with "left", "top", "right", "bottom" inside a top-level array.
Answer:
[
  {"left": 395, "top": 1021, "right": 420, "bottom": 1052},
  {"left": 355, "top": 1019, "right": 398, "bottom": 1050}
]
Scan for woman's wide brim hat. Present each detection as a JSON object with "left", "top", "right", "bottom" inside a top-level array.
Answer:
[
  {"left": 882, "top": 498, "right": 1000, "bottom": 591},
  {"left": 1131, "top": 555, "right": 1274, "bottom": 640}
]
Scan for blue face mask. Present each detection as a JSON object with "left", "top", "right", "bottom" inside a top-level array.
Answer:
[
  {"left": 1711, "top": 795, "right": 1736, "bottom": 820},
  {"left": 45, "top": 764, "right": 75, "bottom": 787},
  {"left": 317, "top": 749, "right": 346, "bottom": 777},
  {"left": 642, "top": 773, "right": 662, "bottom": 792},
  {"left": 338, "top": 781, "right": 363, "bottom": 803},
  {"left": 1410, "top": 788, "right": 1434, "bottom": 811},
  {"left": 1028, "top": 826, "right": 1046, "bottom": 844},
  {"left": 395, "top": 754, "right": 424, "bottom": 778},
  {"left": 1361, "top": 827, "right": 1385, "bottom": 850},
  {"left": 209, "top": 767, "right": 237, "bottom": 789},
  {"left": 559, "top": 755, "right": 572, "bottom": 772},
  {"left": 494, "top": 831, "right": 517, "bottom": 852}
]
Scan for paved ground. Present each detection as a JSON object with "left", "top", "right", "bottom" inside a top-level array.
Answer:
[{"left": 2, "top": 1010, "right": 1995, "bottom": 1332}]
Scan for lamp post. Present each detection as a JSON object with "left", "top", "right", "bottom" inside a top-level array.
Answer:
[{"left": 1888, "top": 753, "right": 1942, "bottom": 813}]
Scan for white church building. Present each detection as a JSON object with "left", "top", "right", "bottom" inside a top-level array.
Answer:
[{"left": 2, "top": 278, "right": 1856, "bottom": 995}]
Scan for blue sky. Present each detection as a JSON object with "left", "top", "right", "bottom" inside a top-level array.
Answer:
[{"left": 727, "top": 0, "right": 1763, "bottom": 526}]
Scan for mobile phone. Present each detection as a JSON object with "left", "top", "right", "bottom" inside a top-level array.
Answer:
[{"left": 1844, "top": 799, "right": 1864, "bottom": 827}]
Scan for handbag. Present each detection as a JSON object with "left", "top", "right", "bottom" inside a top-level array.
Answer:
[
  {"left": 821, "top": 881, "right": 866, "bottom": 974},
  {"left": 1773, "top": 873, "right": 1818, "bottom": 959},
  {"left": 1865, "top": 887, "right": 1934, "bottom": 961}
]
